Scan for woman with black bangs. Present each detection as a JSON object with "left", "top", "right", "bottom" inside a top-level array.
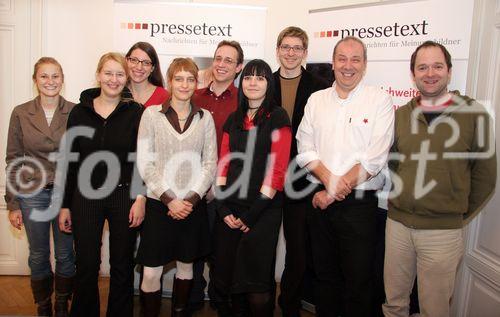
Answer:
[{"left": 211, "top": 59, "right": 292, "bottom": 316}]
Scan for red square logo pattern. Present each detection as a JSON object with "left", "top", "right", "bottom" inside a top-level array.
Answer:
[
  {"left": 314, "top": 29, "right": 341, "bottom": 38},
  {"left": 120, "top": 22, "right": 148, "bottom": 30}
]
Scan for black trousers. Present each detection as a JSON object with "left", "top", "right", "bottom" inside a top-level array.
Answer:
[
  {"left": 372, "top": 208, "right": 388, "bottom": 317},
  {"left": 307, "top": 190, "right": 377, "bottom": 317},
  {"left": 70, "top": 187, "right": 138, "bottom": 317},
  {"left": 278, "top": 197, "right": 314, "bottom": 316},
  {"left": 190, "top": 200, "right": 218, "bottom": 305}
]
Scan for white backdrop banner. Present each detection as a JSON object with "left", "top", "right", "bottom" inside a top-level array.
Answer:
[
  {"left": 113, "top": 1, "right": 266, "bottom": 59},
  {"left": 307, "top": 0, "right": 474, "bottom": 107}
]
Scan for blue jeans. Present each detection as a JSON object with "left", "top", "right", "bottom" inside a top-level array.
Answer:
[{"left": 18, "top": 189, "right": 75, "bottom": 279}]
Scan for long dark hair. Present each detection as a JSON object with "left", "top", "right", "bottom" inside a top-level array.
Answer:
[
  {"left": 126, "top": 42, "right": 164, "bottom": 87},
  {"left": 234, "top": 59, "right": 276, "bottom": 128}
]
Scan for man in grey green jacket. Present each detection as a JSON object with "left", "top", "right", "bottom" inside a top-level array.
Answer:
[{"left": 383, "top": 41, "right": 496, "bottom": 317}]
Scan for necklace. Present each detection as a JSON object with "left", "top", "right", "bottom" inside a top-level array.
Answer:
[
  {"left": 176, "top": 103, "right": 192, "bottom": 122},
  {"left": 247, "top": 108, "right": 259, "bottom": 120}
]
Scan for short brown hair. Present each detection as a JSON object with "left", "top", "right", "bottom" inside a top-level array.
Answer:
[
  {"left": 33, "top": 57, "right": 64, "bottom": 81},
  {"left": 410, "top": 41, "right": 452, "bottom": 74},
  {"left": 166, "top": 58, "right": 199, "bottom": 83},
  {"left": 215, "top": 40, "right": 244, "bottom": 65},
  {"left": 276, "top": 26, "right": 309, "bottom": 49}
]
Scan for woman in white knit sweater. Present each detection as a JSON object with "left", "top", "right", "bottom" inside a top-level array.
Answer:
[{"left": 135, "top": 58, "right": 217, "bottom": 316}]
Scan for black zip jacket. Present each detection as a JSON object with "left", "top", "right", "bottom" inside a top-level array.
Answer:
[{"left": 62, "top": 88, "right": 143, "bottom": 208}]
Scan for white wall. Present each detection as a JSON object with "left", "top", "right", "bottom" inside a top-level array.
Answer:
[{"left": 42, "top": 0, "right": 380, "bottom": 103}]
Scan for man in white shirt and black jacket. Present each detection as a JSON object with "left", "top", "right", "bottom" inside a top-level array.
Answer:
[
  {"left": 272, "top": 26, "right": 330, "bottom": 317},
  {"left": 295, "top": 36, "right": 394, "bottom": 317}
]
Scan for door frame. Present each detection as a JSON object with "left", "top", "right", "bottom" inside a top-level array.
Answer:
[
  {"left": 0, "top": 0, "right": 43, "bottom": 275},
  {"left": 452, "top": 0, "right": 500, "bottom": 315}
]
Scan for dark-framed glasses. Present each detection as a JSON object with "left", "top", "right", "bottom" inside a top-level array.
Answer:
[
  {"left": 279, "top": 45, "right": 305, "bottom": 53},
  {"left": 127, "top": 57, "right": 154, "bottom": 67}
]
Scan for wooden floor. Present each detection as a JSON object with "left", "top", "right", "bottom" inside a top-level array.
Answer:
[{"left": 0, "top": 276, "right": 314, "bottom": 316}]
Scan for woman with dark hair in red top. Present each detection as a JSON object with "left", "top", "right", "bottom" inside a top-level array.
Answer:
[
  {"left": 126, "top": 42, "right": 169, "bottom": 107},
  {"left": 211, "top": 59, "right": 292, "bottom": 317}
]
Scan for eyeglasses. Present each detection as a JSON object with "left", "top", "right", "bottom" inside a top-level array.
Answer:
[
  {"left": 127, "top": 57, "right": 154, "bottom": 67},
  {"left": 101, "top": 71, "right": 126, "bottom": 80},
  {"left": 214, "top": 56, "right": 237, "bottom": 65},
  {"left": 279, "top": 45, "right": 305, "bottom": 53}
]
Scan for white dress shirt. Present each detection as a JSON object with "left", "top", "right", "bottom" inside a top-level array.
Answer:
[{"left": 296, "top": 81, "right": 394, "bottom": 190}]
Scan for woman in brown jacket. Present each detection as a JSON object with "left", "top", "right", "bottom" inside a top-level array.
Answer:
[{"left": 6, "top": 57, "right": 75, "bottom": 317}]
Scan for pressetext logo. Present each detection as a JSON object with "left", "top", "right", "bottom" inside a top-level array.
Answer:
[
  {"left": 120, "top": 21, "right": 233, "bottom": 37},
  {"left": 314, "top": 20, "right": 429, "bottom": 39}
]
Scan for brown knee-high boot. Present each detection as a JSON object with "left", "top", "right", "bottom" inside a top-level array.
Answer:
[
  {"left": 31, "top": 275, "right": 53, "bottom": 316},
  {"left": 54, "top": 275, "right": 73, "bottom": 317},
  {"left": 171, "top": 278, "right": 193, "bottom": 317},
  {"left": 141, "top": 289, "right": 162, "bottom": 317}
]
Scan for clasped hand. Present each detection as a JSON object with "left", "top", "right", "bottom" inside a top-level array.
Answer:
[
  {"left": 167, "top": 199, "right": 193, "bottom": 220},
  {"left": 313, "top": 175, "right": 352, "bottom": 210},
  {"left": 224, "top": 214, "right": 250, "bottom": 233}
]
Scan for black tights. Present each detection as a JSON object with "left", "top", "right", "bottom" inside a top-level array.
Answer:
[{"left": 231, "top": 292, "right": 272, "bottom": 317}]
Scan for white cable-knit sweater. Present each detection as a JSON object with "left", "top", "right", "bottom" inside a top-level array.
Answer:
[{"left": 137, "top": 105, "right": 217, "bottom": 201}]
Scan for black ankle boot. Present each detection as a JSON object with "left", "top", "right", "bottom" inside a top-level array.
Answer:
[
  {"left": 31, "top": 275, "right": 54, "bottom": 316},
  {"left": 172, "top": 278, "right": 193, "bottom": 317},
  {"left": 54, "top": 275, "right": 73, "bottom": 317},
  {"left": 141, "top": 289, "right": 162, "bottom": 317}
]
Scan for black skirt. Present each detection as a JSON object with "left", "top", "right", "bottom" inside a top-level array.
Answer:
[
  {"left": 136, "top": 197, "right": 210, "bottom": 266},
  {"left": 211, "top": 203, "right": 282, "bottom": 294}
]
